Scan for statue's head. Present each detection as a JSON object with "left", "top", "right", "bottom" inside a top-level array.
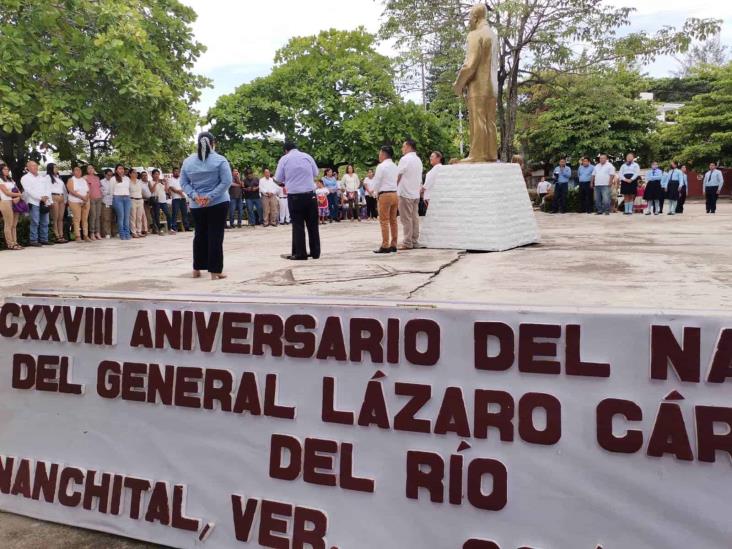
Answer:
[{"left": 468, "top": 3, "right": 488, "bottom": 30}]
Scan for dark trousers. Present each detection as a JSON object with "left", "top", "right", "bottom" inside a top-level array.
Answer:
[
  {"left": 706, "top": 188, "right": 719, "bottom": 213},
  {"left": 191, "top": 201, "right": 228, "bottom": 273},
  {"left": 553, "top": 183, "right": 568, "bottom": 212},
  {"left": 289, "top": 192, "right": 320, "bottom": 259},
  {"left": 578, "top": 182, "right": 593, "bottom": 213},
  {"left": 366, "top": 195, "right": 378, "bottom": 218},
  {"left": 172, "top": 198, "right": 190, "bottom": 230},
  {"left": 676, "top": 187, "right": 687, "bottom": 213},
  {"left": 152, "top": 201, "right": 173, "bottom": 233},
  {"left": 327, "top": 192, "right": 339, "bottom": 220},
  {"left": 659, "top": 190, "right": 666, "bottom": 213}
]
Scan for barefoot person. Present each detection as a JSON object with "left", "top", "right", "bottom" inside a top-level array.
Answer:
[
  {"left": 275, "top": 141, "right": 320, "bottom": 261},
  {"left": 180, "top": 131, "right": 232, "bottom": 280}
]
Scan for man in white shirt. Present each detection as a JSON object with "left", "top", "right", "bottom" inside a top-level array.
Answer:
[
  {"left": 259, "top": 168, "right": 281, "bottom": 227},
  {"left": 167, "top": 166, "right": 190, "bottom": 232},
  {"left": 422, "top": 150, "right": 444, "bottom": 212},
  {"left": 372, "top": 145, "right": 399, "bottom": 254},
  {"left": 362, "top": 169, "right": 378, "bottom": 220},
  {"left": 536, "top": 177, "right": 551, "bottom": 206},
  {"left": 396, "top": 139, "right": 424, "bottom": 249},
  {"left": 21, "top": 161, "right": 53, "bottom": 246},
  {"left": 591, "top": 154, "right": 616, "bottom": 215}
]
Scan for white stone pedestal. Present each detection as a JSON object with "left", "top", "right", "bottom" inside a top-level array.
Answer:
[{"left": 420, "top": 162, "right": 540, "bottom": 251}]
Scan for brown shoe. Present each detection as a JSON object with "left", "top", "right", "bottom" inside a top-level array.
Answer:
[{"left": 397, "top": 245, "right": 412, "bottom": 251}]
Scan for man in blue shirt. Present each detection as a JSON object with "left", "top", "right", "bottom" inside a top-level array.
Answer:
[
  {"left": 577, "top": 157, "right": 594, "bottom": 214},
  {"left": 703, "top": 162, "right": 725, "bottom": 214},
  {"left": 275, "top": 141, "right": 320, "bottom": 260},
  {"left": 551, "top": 158, "right": 571, "bottom": 213}
]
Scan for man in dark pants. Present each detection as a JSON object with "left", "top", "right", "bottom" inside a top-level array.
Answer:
[
  {"left": 551, "top": 158, "right": 571, "bottom": 213},
  {"left": 703, "top": 161, "right": 724, "bottom": 214},
  {"left": 676, "top": 165, "right": 688, "bottom": 213},
  {"left": 275, "top": 141, "right": 320, "bottom": 260}
]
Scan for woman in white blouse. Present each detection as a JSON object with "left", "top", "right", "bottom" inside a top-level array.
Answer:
[
  {"left": 66, "top": 166, "right": 92, "bottom": 242},
  {"left": 128, "top": 169, "right": 145, "bottom": 238},
  {"left": 0, "top": 164, "right": 23, "bottom": 250},
  {"left": 112, "top": 163, "right": 132, "bottom": 240},
  {"left": 45, "top": 163, "right": 68, "bottom": 243},
  {"left": 149, "top": 169, "right": 173, "bottom": 235},
  {"left": 341, "top": 164, "right": 361, "bottom": 222}
]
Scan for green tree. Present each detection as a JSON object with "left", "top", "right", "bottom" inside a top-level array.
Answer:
[
  {"left": 521, "top": 70, "right": 658, "bottom": 166},
  {"left": 379, "top": 0, "right": 720, "bottom": 161},
  {"left": 208, "top": 28, "right": 454, "bottom": 169},
  {"left": 660, "top": 63, "right": 732, "bottom": 168},
  {"left": 0, "top": 0, "right": 208, "bottom": 176}
]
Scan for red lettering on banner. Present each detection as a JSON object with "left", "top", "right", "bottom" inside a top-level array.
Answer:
[
  {"left": 596, "top": 399, "right": 644, "bottom": 454},
  {"left": 394, "top": 382, "right": 432, "bottom": 433},
  {"left": 647, "top": 403, "right": 694, "bottom": 461},
  {"left": 518, "top": 324, "right": 561, "bottom": 374},
  {"left": 316, "top": 317, "right": 348, "bottom": 361},
  {"left": 406, "top": 451, "right": 507, "bottom": 511},
  {"left": 474, "top": 390, "right": 514, "bottom": 441},
  {"left": 231, "top": 496, "right": 329, "bottom": 549},
  {"left": 707, "top": 329, "right": 732, "bottom": 383},
  {"left": 696, "top": 406, "right": 732, "bottom": 463},
  {"left": 12, "top": 354, "right": 82, "bottom": 394},
  {"left": 475, "top": 322, "right": 514, "bottom": 371},
  {"left": 253, "top": 314, "right": 284, "bottom": 357},
  {"left": 651, "top": 325, "right": 701, "bottom": 383},
  {"left": 284, "top": 315, "right": 317, "bottom": 358}
]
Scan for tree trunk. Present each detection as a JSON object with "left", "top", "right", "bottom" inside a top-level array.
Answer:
[
  {"left": 0, "top": 131, "right": 29, "bottom": 181},
  {"left": 500, "top": 53, "right": 521, "bottom": 162}
]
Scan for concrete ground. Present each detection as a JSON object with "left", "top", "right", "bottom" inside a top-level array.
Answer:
[{"left": 1, "top": 199, "right": 731, "bottom": 547}]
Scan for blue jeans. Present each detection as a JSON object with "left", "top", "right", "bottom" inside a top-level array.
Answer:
[
  {"left": 30, "top": 204, "right": 50, "bottom": 243},
  {"left": 327, "top": 192, "right": 339, "bottom": 220},
  {"left": 113, "top": 196, "right": 132, "bottom": 239},
  {"left": 229, "top": 197, "right": 244, "bottom": 226},
  {"left": 171, "top": 198, "right": 190, "bottom": 231},
  {"left": 246, "top": 198, "right": 263, "bottom": 225},
  {"left": 594, "top": 186, "right": 611, "bottom": 214}
]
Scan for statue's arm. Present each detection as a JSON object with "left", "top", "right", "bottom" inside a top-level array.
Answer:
[{"left": 453, "top": 33, "right": 480, "bottom": 95}]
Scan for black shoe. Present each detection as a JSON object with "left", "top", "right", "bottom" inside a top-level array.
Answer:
[
  {"left": 40, "top": 241, "right": 54, "bottom": 245},
  {"left": 281, "top": 254, "right": 308, "bottom": 261},
  {"left": 308, "top": 253, "right": 320, "bottom": 259},
  {"left": 29, "top": 242, "right": 42, "bottom": 247},
  {"left": 373, "top": 247, "right": 391, "bottom": 254},
  {"left": 390, "top": 247, "right": 398, "bottom": 253}
]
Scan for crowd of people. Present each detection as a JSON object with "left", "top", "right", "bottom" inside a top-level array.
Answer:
[
  {"left": 1, "top": 144, "right": 727, "bottom": 258},
  {"left": 539, "top": 153, "right": 726, "bottom": 216}
]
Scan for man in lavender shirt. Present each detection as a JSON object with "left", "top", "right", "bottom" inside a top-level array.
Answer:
[{"left": 275, "top": 141, "right": 320, "bottom": 260}]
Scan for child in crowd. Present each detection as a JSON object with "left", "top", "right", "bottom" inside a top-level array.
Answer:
[
  {"left": 340, "top": 193, "right": 350, "bottom": 221},
  {"left": 358, "top": 187, "right": 367, "bottom": 220},
  {"left": 315, "top": 180, "right": 330, "bottom": 225}
]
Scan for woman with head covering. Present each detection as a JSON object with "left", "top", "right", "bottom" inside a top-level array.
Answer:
[{"left": 180, "top": 131, "right": 232, "bottom": 280}]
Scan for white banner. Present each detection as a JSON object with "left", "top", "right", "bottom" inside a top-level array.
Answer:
[{"left": 0, "top": 295, "right": 730, "bottom": 549}]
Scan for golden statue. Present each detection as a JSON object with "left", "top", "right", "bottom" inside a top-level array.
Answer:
[{"left": 453, "top": 3, "right": 499, "bottom": 162}]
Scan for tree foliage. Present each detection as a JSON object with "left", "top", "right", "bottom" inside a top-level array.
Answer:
[
  {"left": 674, "top": 34, "right": 729, "bottom": 78},
  {"left": 659, "top": 63, "right": 732, "bottom": 168},
  {"left": 379, "top": 0, "right": 721, "bottom": 161},
  {"left": 521, "top": 69, "right": 658, "bottom": 166},
  {"left": 0, "top": 0, "right": 208, "bottom": 176},
  {"left": 208, "top": 28, "right": 454, "bottom": 169}
]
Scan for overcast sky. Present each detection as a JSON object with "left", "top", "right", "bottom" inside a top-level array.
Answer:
[{"left": 181, "top": 0, "right": 732, "bottom": 115}]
